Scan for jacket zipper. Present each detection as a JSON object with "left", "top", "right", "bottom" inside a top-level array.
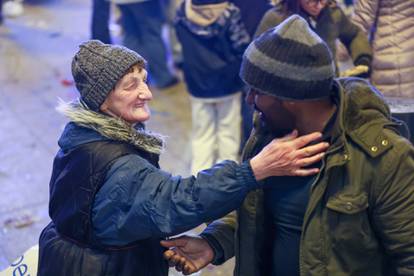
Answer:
[
  {"left": 299, "top": 158, "right": 325, "bottom": 276},
  {"left": 299, "top": 144, "right": 345, "bottom": 276}
]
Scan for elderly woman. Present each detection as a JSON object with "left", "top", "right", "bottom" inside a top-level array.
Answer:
[
  {"left": 37, "top": 40, "right": 328, "bottom": 276},
  {"left": 256, "top": 0, "right": 372, "bottom": 76}
]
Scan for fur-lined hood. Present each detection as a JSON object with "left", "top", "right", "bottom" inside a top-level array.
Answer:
[{"left": 57, "top": 100, "right": 165, "bottom": 154}]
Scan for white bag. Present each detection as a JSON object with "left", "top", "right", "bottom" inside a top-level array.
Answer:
[{"left": 0, "top": 245, "right": 38, "bottom": 276}]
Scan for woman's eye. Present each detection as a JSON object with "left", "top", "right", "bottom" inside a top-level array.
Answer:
[{"left": 125, "top": 82, "right": 137, "bottom": 90}]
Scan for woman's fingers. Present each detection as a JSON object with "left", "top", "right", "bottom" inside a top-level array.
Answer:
[
  {"left": 293, "top": 167, "right": 321, "bottom": 177},
  {"left": 277, "top": 129, "right": 299, "bottom": 142},
  {"left": 296, "top": 142, "right": 329, "bottom": 158},
  {"left": 291, "top": 132, "right": 323, "bottom": 148}
]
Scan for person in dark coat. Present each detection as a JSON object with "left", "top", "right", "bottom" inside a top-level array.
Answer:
[
  {"left": 37, "top": 40, "right": 328, "bottom": 276},
  {"left": 0, "top": 0, "right": 3, "bottom": 25},
  {"left": 91, "top": 0, "right": 112, "bottom": 44},
  {"left": 230, "top": 0, "right": 271, "bottom": 36}
]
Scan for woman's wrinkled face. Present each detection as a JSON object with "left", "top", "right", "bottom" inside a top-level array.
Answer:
[
  {"left": 299, "top": 0, "right": 327, "bottom": 18},
  {"left": 100, "top": 65, "right": 152, "bottom": 124}
]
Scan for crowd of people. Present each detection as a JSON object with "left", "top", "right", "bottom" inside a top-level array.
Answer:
[{"left": 22, "top": 0, "right": 414, "bottom": 275}]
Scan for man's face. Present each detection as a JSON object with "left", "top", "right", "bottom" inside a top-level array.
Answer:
[
  {"left": 100, "top": 65, "right": 152, "bottom": 124},
  {"left": 247, "top": 89, "right": 296, "bottom": 135}
]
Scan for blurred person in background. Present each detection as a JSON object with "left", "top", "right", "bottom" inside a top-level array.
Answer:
[
  {"left": 256, "top": 0, "right": 372, "bottom": 77},
  {"left": 229, "top": 0, "right": 271, "bottom": 36},
  {"left": 111, "top": 0, "right": 179, "bottom": 89},
  {"left": 352, "top": 0, "right": 414, "bottom": 98},
  {"left": 175, "top": 0, "right": 250, "bottom": 175},
  {"left": 37, "top": 40, "right": 328, "bottom": 276},
  {"left": 0, "top": 0, "right": 3, "bottom": 25},
  {"left": 91, "top": 0, "right": 112, "bottom": 44},
  {"left": 228, "top": 0, "right": 272, "bottom": 149},
  {"left": 352, "top": 0, "right": 414, "bottom": 143}
]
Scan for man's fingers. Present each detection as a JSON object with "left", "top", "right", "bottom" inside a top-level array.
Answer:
[
  {"left": 292, "top": 132, "right": 323, "bottom": 148},
  {"left": 160, "top": 237, "right": 188, "bottom": 248},
  {"left": 174, "top": 257, "right": 186, "bottom": 272},
  {"left": 164, "top": 249, "right": 175, "bottom": 260},
  {"left": 183, "top": 261, "right": 198, "bottom": 275},
  {"left": 165, "top": 251, "right": 179, "bottom": 267},
  {"left": 183, "top": 264, "right": 197, "bottom": 275},
  {"left": 297, "top": 142, "right": 329, "bottom": 158}
]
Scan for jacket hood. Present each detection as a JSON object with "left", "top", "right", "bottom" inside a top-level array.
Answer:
[
  {"left": 184, "top": 0, "right": 229, "bottom": 26},
  {"left": 58, "top": 122, "right": 108, "bottom": 151},
  {"left": 340, "top": 78, "right": 391, "bottom": 132},
  {"left": 56, "top": 100, "right": 165, "bottom": 154},
  {"left": 177, "top": 1, "right": 239, "bottom": 37},
  {"left": 332, "top": 78, "right": 398, "bottom": 158}
]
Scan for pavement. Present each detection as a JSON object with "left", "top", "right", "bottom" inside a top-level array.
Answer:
[{"left": 0, "top": 0, "right": 233, "bottom": 274}]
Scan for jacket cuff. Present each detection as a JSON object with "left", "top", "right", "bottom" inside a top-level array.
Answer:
[
  {"left": 238, "top": 160, "right": 260, "bottom": 190},
  {"left": 354, "top": 55, "right": 372, "bottom": 77},
  {"left": 200, "top": 233, "right": 225, "bottom": 265}
]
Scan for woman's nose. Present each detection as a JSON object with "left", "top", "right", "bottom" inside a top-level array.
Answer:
[{"left": 138, "top": 85, "right": 153, "bottom": 100}]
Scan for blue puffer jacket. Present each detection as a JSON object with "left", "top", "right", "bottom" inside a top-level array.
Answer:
[{"left": 57, "top": 123, "right": 258, "bottom": 246}]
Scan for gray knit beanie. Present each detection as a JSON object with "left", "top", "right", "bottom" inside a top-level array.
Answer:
[
  {"left": 240, "top": 15, "right": 335, "bottom": 101},
  {"left": 71, "top": 40, "right": 146, "bottom": 111}
]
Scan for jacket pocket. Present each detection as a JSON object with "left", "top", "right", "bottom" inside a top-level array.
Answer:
[
  {"left": 325, "top": 192, "right": 379, "bottom": 253},
  {"left": 326, "top": 192, "right": 368, "bottom": 215}
]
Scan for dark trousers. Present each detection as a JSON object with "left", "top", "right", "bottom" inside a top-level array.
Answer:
[
  {"left": 118, "top": 1, "right": 175, "bottom": 88},
  {"left": 0, "top": 0, "right": 3, "bottom": 23},
  {"left": 91, "top": 0, "right": 111, "bottom": 44}
]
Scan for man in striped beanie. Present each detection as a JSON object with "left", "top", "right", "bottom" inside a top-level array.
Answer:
[
  {"left": 241, "top": 14, "right": 336, "bottom": 101},
  {"left": 163, "top": 14, "right": 414, "bottom": 276}
]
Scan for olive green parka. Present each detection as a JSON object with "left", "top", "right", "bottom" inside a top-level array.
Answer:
[{"left": 202, "top": 78, "right": 414, "bottom": 276}]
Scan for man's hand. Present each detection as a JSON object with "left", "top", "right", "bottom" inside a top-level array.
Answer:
[
  {"left": 340, "top": 65, "right": 369, "bottom": 77},
  {"left": 160, "top": 236, "right": 214, "bottom": 275},
  {"left": 250, "top": 130, "right": 329, "bottom": 180}
]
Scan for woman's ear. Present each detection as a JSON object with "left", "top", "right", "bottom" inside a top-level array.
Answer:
[{"left": 100, "top": 99, "right": 109, "bottom": 113}]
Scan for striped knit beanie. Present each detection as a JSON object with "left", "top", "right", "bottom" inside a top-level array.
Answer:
[
  {"left": 240, "top": 15, "right": 335, "bottom": 101},
  {"left": 71, "top": 40, "right": 146, "bottom": 111}
]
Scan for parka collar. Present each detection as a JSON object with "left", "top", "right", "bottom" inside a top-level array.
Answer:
[{"left": 56, "top": 100, "right": 165, "bottom": 154}]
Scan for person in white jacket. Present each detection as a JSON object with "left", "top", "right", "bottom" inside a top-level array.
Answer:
[{"left": 352, "top": 0, "right": 414, "bottom": 98}]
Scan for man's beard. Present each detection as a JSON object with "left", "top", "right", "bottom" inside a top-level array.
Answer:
[{"left": 254, "top": 104, "right": 293, "bottom": 138}]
